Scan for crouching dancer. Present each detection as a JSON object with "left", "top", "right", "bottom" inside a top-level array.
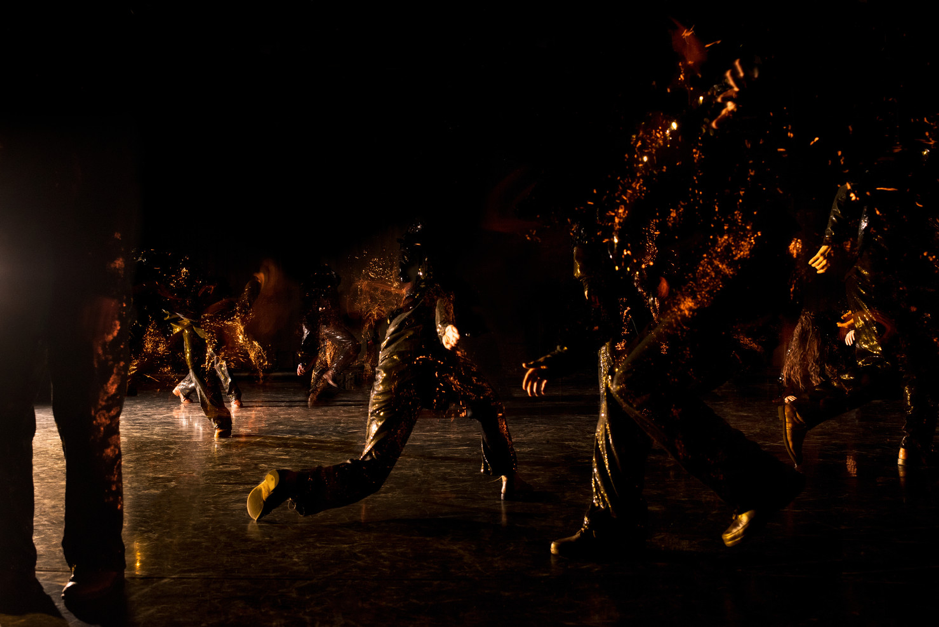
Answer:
[{"left": 247, "top": 223, "right": 527, "bottom": 521}]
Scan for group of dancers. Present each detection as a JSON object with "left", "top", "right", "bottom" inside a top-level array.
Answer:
[{"left": 3, "top": 29, "right": 937, "bottom": 620}]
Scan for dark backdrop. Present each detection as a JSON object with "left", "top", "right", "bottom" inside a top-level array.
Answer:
[{"left": 2, "top": 3, "right": 936, "bottom": 383}]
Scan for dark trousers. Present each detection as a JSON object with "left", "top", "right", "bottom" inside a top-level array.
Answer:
[
  {"left": 0, "top": 119, "right": 137, "bottom": 580},
  {"left": 175, "top": 324, "right": 233, "bottom": 430},
  {"left": 293, "top": 349, "right": 517, "bottom": 515},
  {"left": 585, "top": 298, "right": 800, "bottom": 533},
  {"left": 0, "top": 277, "right": 129, "bottom": 577}
]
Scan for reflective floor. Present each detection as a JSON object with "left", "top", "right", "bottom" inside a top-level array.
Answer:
[{"left": 9, "top": 376, "right": 939, "bottom": 626}]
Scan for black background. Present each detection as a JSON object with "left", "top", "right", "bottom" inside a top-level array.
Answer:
[{"left": 3, "top": 2, "right": 935, "bottom": 372}]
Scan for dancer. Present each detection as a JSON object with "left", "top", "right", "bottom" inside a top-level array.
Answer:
[
  {"left": 779, "top": 304, "right": 898, "bottom": 467},
  {"left": 297, "top": 265, "right": 361, "bottom": 406},
  {"left": 163, "top": 272, "right": 236, "bottom": 437},
  {"left": 247, "top": 222, "right": 527, "bottom": 521},
  {"left": 795, "top": 141, "right": 939, "bottom": 467},
  {"left": 524, "top": 37, "right": 804, "bottom": 557},
  {"left": 0, "top": 120, "right": 137, "bottom": 614},
  {"left": 172, "top": 275, "right": 265, "bottom": 411}
]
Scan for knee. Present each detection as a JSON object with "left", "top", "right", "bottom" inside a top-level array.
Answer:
[{"left": 354, "top": 454, "right": 395, "bottom": 496}]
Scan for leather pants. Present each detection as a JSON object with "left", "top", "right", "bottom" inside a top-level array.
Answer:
[{"left": 290, "top": 349, "right": 517, "bottom": 515}]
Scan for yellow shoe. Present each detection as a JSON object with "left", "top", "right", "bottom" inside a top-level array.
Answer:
[{"left": 247, "top": 470, "right": 292, "bottom": 521}]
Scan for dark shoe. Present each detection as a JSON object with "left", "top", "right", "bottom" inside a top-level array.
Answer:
[
  {"left": 780, "top": 403, "right": 807, "bottom": 467},
  {"left": 0, "top": 571, "right": 60, "bottom": 617},
  {"left": 722, "top": 471, "right": 804, "bottom": 547},
  {"left": 215, "top": 427, "right": 232, "bottom": 438},
  {"left": 550, "top": 525, "right": 643, "bottom": 560},
  {"left": 61, "top": 567, "right": 124, "bottom": 604},
  {"left": 501, "top": 474, "right": 533, "bottom": 501},
  {"left": 247, "top": 470, "right": 295, "bottom": 520}
]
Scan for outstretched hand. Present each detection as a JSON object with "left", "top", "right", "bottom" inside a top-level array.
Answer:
[
  {"left": 808, "top": 245, "right": 832, "bottom": 274},
  {"left": 522, "top": 366, "right": 548, "bottom": 397}
]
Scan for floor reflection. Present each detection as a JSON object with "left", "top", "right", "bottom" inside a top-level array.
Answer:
[{"left": 22, "top": 377, "right": 939, "bottom": 626}]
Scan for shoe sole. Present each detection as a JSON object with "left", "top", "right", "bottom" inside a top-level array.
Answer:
[{"left": 247, "top": 470, "right": 280, "bottom": 521}]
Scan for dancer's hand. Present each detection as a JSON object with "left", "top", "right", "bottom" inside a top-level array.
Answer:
[
  {"left": 838, "top": 311, "right": 855, "bottom": 345},
  {"left": 808, "top": 245, "right": 832, "bottom": 274},
  {"left": 442, "top": 324, "right": 460, "bottom": 350},
  {"left": 297, "top": 363, "right": 307, "bottom": 376},
  {"left": 522, "top": 366, "right": 549, "bottom": 397}
]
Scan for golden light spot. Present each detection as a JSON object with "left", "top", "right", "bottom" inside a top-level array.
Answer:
[{"left": 788, "top": 238, "right": 802, "bottom": 258}]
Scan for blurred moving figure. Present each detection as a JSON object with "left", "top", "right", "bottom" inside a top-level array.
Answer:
[
  {"left": 247, "top": 223, "right": 527, "bottom": 521},
  {"left": 521, "top": 41, "right": 804, "bottom": 557},
  {"left": 0, "top": 120, "right": 138, "bottom": 614},
  {"left": 296, "top": 265, "right": 360, "bottom": 406},
  {"left": 796, "top": 141, "right": 939, "bottom": 468}
]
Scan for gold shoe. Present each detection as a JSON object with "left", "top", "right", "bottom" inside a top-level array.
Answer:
[
  {"left": 721, "top": 510, "right": 758, "bottom": 547},
  {"left": 780, "top": 403, "right": 807, "bottom": 467},
  {"left": 247, "top": 470, "right": 294, "bottom": 520},
  {"left": 722, "top": 470, "right": 804, "bottom": 547}
]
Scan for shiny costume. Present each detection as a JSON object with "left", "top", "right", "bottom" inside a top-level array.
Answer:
[
  {"left": 165, "top": 275, "right": 258, "bottom": 433},
  {"left": 799, "top": 156, "right": 939, "bottom": 462},
  {"left": 287, "top": 277, "right": 518, "bottom": 515},
  {"left": 534, "top": 52, "right": 805, "bottom": 552},
  {"left": 0, "top": 122, "right": 136, "bottom": 603},
  {"left": 534, "top": 236, "right": 803, "bottom": 546},
  {"left": 169, "top": 314, "right": 234, "bottom": 432},
  {"left": 172, "top": 279, "right": 264, "bottom": 409}
]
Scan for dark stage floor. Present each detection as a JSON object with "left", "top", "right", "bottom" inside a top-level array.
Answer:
[{"left": 9, "top": 376, "right": 939, "bottom": 626}]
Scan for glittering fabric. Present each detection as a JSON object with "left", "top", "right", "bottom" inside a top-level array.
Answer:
[
  {"left": 171, "top": 317, "right": 233, "bottom": 429},
  {"left": 531, "top": 50, "right": 807, "bottom": 536},
  {"left": 300, "top": 322, "right": 360, "bottom": 396}
]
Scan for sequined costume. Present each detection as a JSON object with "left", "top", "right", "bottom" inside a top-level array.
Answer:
[
  {"left": 169, "top": 314, "right": 234, "bottom": 433},
  {"left": 528, "top": 48, "right": 805, "bottom": 554},
  {"left": 297, "top": 267, "right": 361, "bottom": 404},
  {"left": 0, "top": 121, "right": 136, "bottom": 606},
  {"left": 533, "top": 236, "right": 803, "bottom": 551}
]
